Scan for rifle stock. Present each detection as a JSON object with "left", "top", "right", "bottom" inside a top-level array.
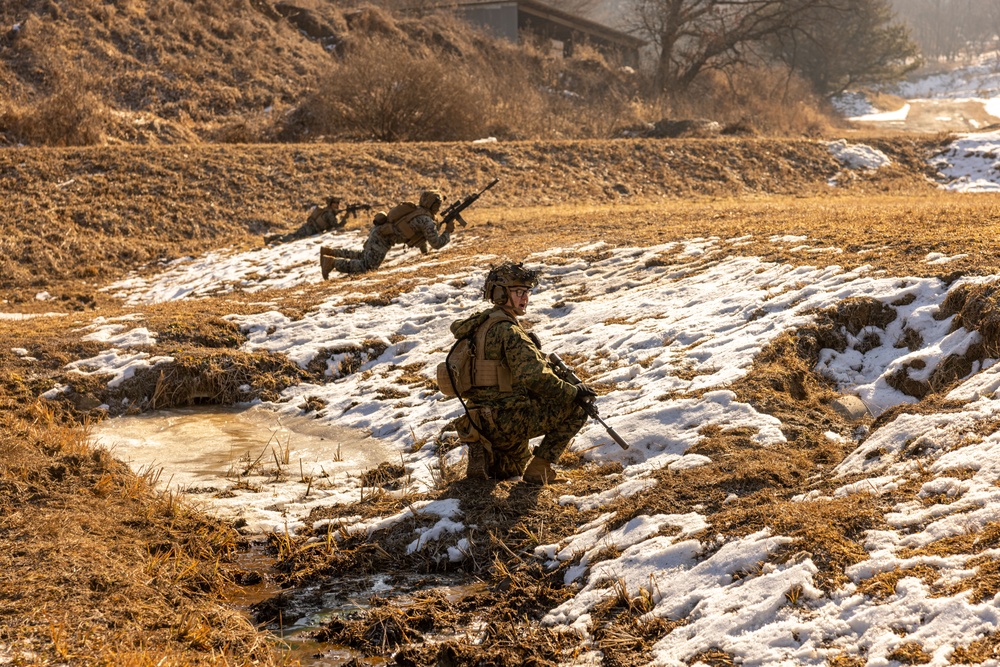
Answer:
[{"left": 548, "top": 353, "right": 630, "bottom": 450}]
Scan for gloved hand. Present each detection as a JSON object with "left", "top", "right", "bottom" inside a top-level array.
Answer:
[
  {"left": 575, "top": 382, "right": 597, "bottom": 407},
  {"left": 444, "top": 220, "right": 456, "bottom": 234}
]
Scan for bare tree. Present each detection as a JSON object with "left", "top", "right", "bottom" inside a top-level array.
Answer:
[
  {"left": 769, "top": 0, "right": 920, "bottom": 96},
  {"left": 630, "top": 0, "right": 835, "bottom": 95},
  {"left": 891, "top": 0, "right": 998, "bottom": 62},
  {"left": 631, "top": 0, "right": 918, "bottom": 96}
]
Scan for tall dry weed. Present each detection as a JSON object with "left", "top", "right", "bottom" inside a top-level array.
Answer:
[
  {"left": 294, "top": 24, "right": 649, "bottom": 141},
  {"left": 0, "top": 8, "right": 110, "bottom": 146},
  {"left": 2, "top": 76, "right": 109, "bottom": 147},
  {"left": 535, "top": 44, "right": 647, "bottom": 138},
  {"left": 667, "top": 65, "right": 831, "bottom": 136},
  {"left": 302, "top": 36, "right": 491, "bottom": 141}
]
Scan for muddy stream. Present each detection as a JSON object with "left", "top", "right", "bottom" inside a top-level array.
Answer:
[{"left": 91, "top": 406, "right": 477, "bottom": 664}]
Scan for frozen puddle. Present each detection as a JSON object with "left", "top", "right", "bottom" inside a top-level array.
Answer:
[{"left": 92, "top": 405, "right": 397, "bottom": 534}]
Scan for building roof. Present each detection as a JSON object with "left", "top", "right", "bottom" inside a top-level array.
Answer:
[{"left": 447, "top": 0, "right": 646, "bottom": 48}]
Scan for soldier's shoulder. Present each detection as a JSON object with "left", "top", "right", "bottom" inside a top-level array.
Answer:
[{"left": 490, "top": 318, "right": 531, "bottom": 343}]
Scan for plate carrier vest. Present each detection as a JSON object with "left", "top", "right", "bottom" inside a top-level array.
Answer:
[{"left": 438, "top": 310, "right": 516, "bottom": 397}]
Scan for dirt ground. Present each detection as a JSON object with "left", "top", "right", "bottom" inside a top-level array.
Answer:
[
  {"left": 5, "top": 135, "right": 1000, "bottom": 665},
  {"left": 854, "top": 98, "right": 1000, "bottom": 134}
]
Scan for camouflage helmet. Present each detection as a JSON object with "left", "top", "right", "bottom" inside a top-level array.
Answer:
[
  {"left": 483, "top": 261, "right": 540, "bottom": 305},
  {"left": 419, "top": 190, "right": 443, "bottom": 211}
]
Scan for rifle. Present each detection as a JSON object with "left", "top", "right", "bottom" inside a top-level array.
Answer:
[
  {"left": 548, "top": 352, "right": 630, "bottom": 450},
  {"left": 439, "top": 178, "right": 500, "bottom": 229},
  {"left": 333, "top": 202, "right": 374, "bottom": 221}
]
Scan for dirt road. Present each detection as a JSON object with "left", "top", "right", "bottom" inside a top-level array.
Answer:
[{"left": 856, "top": 98, "right": 1000, "bottom": 133}]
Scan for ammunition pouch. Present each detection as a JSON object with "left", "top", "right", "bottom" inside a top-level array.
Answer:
[{"left": 456, "top": 410, "right": 495, "bottom": 456}]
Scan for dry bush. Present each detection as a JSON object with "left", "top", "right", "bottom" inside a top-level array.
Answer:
[
  {"left": 287, "top": 10, "right": 650, "bottom": 141},
  {"left": 300, "top": 35, "right": 490, "bottom": 141},
  {"left": 667, "top": 64, "right": 832, "bottom": 137},
  {"left": 470, "top": 44, "right": 554, "bottom": 139},
  {"left": 21, "top": 82, "right": 109, "bottom": 146},
  {"left": 297, "top": 36, "right": 648, "bottom": 141},
  {"left": 536, "top": 44, "right": 648, "bottom": 138},
  {"left": 1, "top": 7, "right": 111, "bottom": 146}
]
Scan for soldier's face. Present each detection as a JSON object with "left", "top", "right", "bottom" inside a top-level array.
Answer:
[{"left": 507, "top": 286, "right": 530, "bottom": 315}]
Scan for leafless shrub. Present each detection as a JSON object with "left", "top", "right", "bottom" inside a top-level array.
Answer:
[
  {"left": 668, "top": 65, "right": 831, "bottom": 136},
  {"left": 536, "top": 44, "right": 648, "bottom": 138},
  {"left": 291, "top": 21, "right": 649, "bottom": 141},
  {"left": 3, "top": 75, "right": 109, "bottom": 146},
  {"left": 302, "top": 36, "right": 490, "bottom": 141}
]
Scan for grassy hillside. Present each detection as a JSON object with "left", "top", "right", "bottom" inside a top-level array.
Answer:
[
  {"left": 0, "top": 135, "right": 939, "bottom": 306},
  {"left": 0, "top": 0, "right": 333, "bottom": 144},
  {"left": 0, "top": 0, "right": 642, "bottom": 144},
  {"left": 0, "top": 0, "right": 835, "bottom": 145}
]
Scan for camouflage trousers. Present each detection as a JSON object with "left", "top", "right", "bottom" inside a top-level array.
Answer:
[
  {"left": 327, "top": 234, "right": 393, "bottom": 274},
  {"left": 460, "top": 395, "right": 587, "bottom": 479}
]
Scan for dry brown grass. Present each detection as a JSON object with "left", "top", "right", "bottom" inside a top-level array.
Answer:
[
  {"left": 300, "top": 32, "right": 492, "bottom": 142},
  {"left": 0, "top": 405, "right": 276, "bottom": 665},
  {"left": 0, "top": 1, "right": 845, "bottom": 145},
  {"left": 301, "top": 30, "right": 646, "bottom": 142},
  {"left": 7, "top": 137, "right": 1000, "bottom": 663},
  {"left": 668, "top": 64, "right": 833, "bottom": 137},
  {"left": 950, "top": 632, "right": 1000, "bottom": 663},
  {"left": 0, "top": 0, "right": 328, "bottom": 145},
  {"left": 0, "top": 73, "right": 111, "bottom": 146},
  {"left": 0, "top": 0, "right": 796, "bottom": 146},
  {"left": 855, "top": 565, "right": 943, "bottom": 601},
  {"left": 0, "top": 135, "right": 965, "bottom": 309},
  {"left": 887, "top": 641, "right": 933, "bottom": 664},
  {"left": 593, "top": 614, "right": 684, "bottom": 667}
]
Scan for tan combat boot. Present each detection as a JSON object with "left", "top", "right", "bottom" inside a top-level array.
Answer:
[
  {"left": 522, "top": 456, "right": 566, "bottom": 485},
  {"left": 456, "top": 415, "right": 488, "bottom": 480},
  {"left": 466, "top": 440, "right": 487, "bottom": 480},
  {"left": 320, "top": 248, "right": 335, "bottom": 280}
]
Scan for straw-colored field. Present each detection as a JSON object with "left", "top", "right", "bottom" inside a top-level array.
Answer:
[{"left": 4, "top": 136, "right": 1000, "bottom": 664}]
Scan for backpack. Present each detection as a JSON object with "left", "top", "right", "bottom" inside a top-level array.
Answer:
[
  {"left": 437, "top": 310, "right": 515, "bottom": 398},
  {"left": 383, "top": 202, "right": 428, "bottom": 248}
]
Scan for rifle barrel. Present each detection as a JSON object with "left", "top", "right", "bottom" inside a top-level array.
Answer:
[{"left": 594, "top": 414, "right": 630, "bottom": 450}]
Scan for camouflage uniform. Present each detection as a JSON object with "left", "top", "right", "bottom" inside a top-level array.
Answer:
[
  {"left": 267, "top": 200, "right": 347, "bottom": 245},
  {"left": 308, "top": 204, "right": 348, "bottom": 234},
  {"left": 450, "top": 306, "right": 587, "bottom": 479},
  {"left": 328, "top": 212, "right": 450, "bottom": 275}
]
